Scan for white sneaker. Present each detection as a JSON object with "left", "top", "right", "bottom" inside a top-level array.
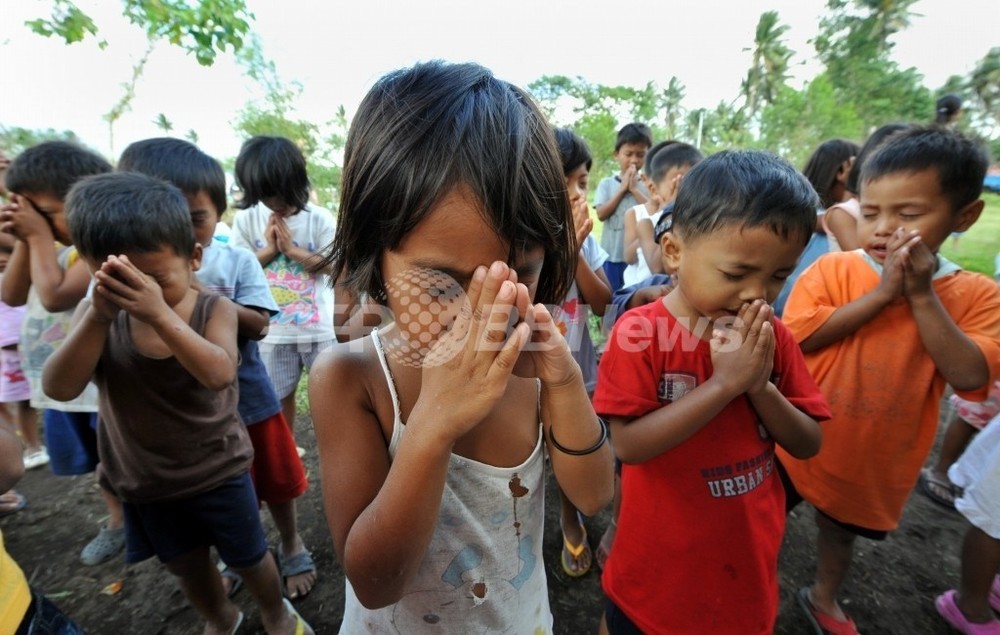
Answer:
[
  {"left": 23, "top": 447, "right": 50, "bottom": 470},
  {"left": 296, "top": 446, "right": 306, "bottom": 458}
]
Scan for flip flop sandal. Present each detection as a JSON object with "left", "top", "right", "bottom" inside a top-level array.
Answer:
[
  {"left": 227, "top": 611, "right": 244, "bottom": 635},
  {"left": 0, "top": 491, "right": 26, "bottom": 518},
  {"left": 797, "top": 586, "right": 860, "bottom": 635},
  {"left": 278, "top": 549, "right": 317, "bottom": 599},
  {"left": 283, "top": 598, "right": 314, "bottom": 635},
  {"left": 935, "top": 589, "right": 1000, "bottom": 634},
  {"left": 918, "top": 468, "right": 961, "bottom": 510},
  {"left": 560, "top": 511, "right": 592, "bottom": 578}
]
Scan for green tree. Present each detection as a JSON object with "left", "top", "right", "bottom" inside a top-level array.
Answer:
[
  {"left": 759, "top": 74, "right": 864, "bottom": 167},
  {"left": 233, "top": 37, "right": 347, "bottom": 209},
  {"left": 741, "top": 11, "right": 793, "bottom": 116},
  {"left": 967, "top": 47, "right": 1000, "bottom": 139},
  {"left": 814, "top": 0, "right": 930, "bottom": 135},
  {"left": 26, "top": 0, "right": 253, "bottom": 66},
  {"left": 0, "top": 126, "right": 83, "bottom": 157}
]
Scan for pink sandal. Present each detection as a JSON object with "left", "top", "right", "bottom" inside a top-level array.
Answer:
[{"left": 935, "top": 590, "right": 1000, "bottom": 634}]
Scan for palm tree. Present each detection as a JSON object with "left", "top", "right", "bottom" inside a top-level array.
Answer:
[
  {"left": 741, "top": 11, "right": 792, "bottom": 116},
  {"left": 857, "top": 0, "right": 919, "bottom": 57}
]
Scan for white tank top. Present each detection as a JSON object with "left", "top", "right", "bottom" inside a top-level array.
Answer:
[{"left": 339, "top": 330, "right": 553, "bottom": 634}]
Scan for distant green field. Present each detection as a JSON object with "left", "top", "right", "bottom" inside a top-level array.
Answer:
[
  {"left": 940, "top": 192, "right": 1000, "bottom": 276},
  {"left": 589, "top": 192, "right": 1000, "bottom": 277}
]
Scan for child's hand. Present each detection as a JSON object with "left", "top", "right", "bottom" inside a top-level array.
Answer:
[
  {"left": 264, "top": 214, "right": 279, "bottom": 250},
  {"left": 513, "top": 300, "right": 581, "bottom": 388},
  {"left": 666, "top": 173, "right": 684, "bottom": 201},
  {"left": 0, "top": 196, "right": 53, "bottom": 241},
  {"left": 572, "top": 198, "right": 593, "bottom": 246},
  {"left": 709, "top": 300, "right": 774, "bottom": 397},
  {"left": 93, "top": 255, "right": 172, "bottom": 326},
  {"left": 873, "top": 228, "right": 910, "bottom": 304},
  {"left": 413, "top": 262, "right": 530, "bottom": 443},
  {"left": 87, "top": 289, "right": 121, "bottom": 324},
  {"left": 619, "top": 166, "right": 637, "bottom": 193},
  {"left": 273, "top": 215, "right": 294, "bottom": 254},
  {"left": 899, "top": 232, "right": 936, "bottom": 299}
]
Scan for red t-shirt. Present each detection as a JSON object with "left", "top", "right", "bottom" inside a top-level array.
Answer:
[{"left": 593, "top": 300, "right": 830, "bottom": 634}]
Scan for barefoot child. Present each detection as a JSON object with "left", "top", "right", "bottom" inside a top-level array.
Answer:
[
  {"left": 42, "top": 173, "right": 312, "bottom": 634},
  {"left": 780, "top": 126, "right": 1000, "bottom": 635},
  {"left": 117, "top": 137, "right": 318, "bottom": 600},
  {"left": 310, "top": 61, "right": 614, "bottom": 632},
  {"left": 593, "top": 150, "right": 829, "bottom": 634}
]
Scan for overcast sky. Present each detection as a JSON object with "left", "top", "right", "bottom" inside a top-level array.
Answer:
[{"left": 2, "top": 0, "right": 997, "bottom": 160}]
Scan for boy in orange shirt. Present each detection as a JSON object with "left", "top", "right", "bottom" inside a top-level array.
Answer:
[{"left": 780, "top": 126, "right": 1000, "bottom": 635}]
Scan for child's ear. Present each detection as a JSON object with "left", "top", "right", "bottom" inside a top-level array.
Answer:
[
  {"left": 661, "top": 232, "right": 682, "bottom": 271},
  {"left": 953, "top": 198, "right": 985, "bottom": 233},
  {"left": 189, "top": 243, "right": 204, "bottom": 272}
]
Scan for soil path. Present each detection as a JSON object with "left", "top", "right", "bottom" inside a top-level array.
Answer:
[{"left": 2, "top": 403, "right": 970, "bottom": 633}]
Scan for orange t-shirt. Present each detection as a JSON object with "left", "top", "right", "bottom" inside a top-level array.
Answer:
[{"left": 778, "top": 251, "right": 1000, "bottom": 530}]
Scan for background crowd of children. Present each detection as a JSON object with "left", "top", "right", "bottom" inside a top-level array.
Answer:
[{"left": 1, "top": 63, "right": 999, "bottom": 635}]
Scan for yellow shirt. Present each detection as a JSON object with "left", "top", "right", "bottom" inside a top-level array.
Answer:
[{"left": 0, "top": 529, "right": 30, "bottom": 633}]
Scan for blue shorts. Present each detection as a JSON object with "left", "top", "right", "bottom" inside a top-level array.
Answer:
[
  {"left": 44, "top": 410, "right": 99, "bottom": 476},
  {"left": 122, "top": 472, "right": 268, "bottom": 568},
  {"left": 602, "top": 261, "right": 627, "bottom": 293}
]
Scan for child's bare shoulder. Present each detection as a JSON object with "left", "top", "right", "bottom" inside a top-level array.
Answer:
[{"left": 311, "top": 337, "right": 383, "bottom": 409}]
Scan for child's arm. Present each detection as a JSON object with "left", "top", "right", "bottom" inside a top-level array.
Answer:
[
  {"left": 596, "top": 168, "right": 646, "bottom": 221},
  {"left": 571, "top": 205, "right": 612, "bottom": 317},
  {"left": 0, "top": 240, "right": 31, "bottom": 306},
  {"left": 824, "top": 205, "right": 860, "bottom": 251},
  {"left": 95, "top": 256, "right": 237, "bottom": 390},
  {"left": 609, "top": 301, "right": 783, "bottom": 463},
  {"left": 637, "top": 216, "right": 664, "bottom": 274},
  {"left": 904, "top": 234, "right": 990, "bottom": 390},
  {"left": 235, "top": 304, "right": 270, "bottom": 341},
  {"left": 312, "top": 264, "right": 532, "bottom": 609},
  {"left": 799, "top": 230, "right": 909, "bottom": 353},
  {"left": 622, "top": 208, "right": 640, "bottom": 264},
  {"left": 525, "top": 302, "right": 615, "bottom": 514},
  {"left": 741, "top": 309, "right": 822, "bottom": 458},
  {"left": 42, "top": 300, "right": 115, "bottom": 402},
  {"left": 1, "top": 197, "right": 90, "bottom": 311},
  {"left": 576, "top": 260, "right": 611, "bottom": 317}
]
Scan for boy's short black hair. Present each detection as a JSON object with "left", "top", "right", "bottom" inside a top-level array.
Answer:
[
  {"left": 846, "top": 122, "right": 911, "bottom": 195},
  {"left": 234, "top": 136, "right": 311, "bottom": 212},
  {"left": 4, "top": 141, "right": 111, "bottom": 199},
  {"left": 861, "top": 125, "right": 989, "bottom": 212},
  {"left": 671, "top": 150, "right": 818, "bottom": 247},
  {"left": 118, "top": 138, "right": 227, "bottom": 217},
  {"left": 615, "top": 123, "right": 653, "bottom": 152},
  {"left": 553, "top": 127, "right": 592, "bottom": 175},
  {"left": 67, "top": 172, "right": 196, "bottom": 260},
  {"left": 321, "top": 60, "right": 575, "bottom": 306},
  {"left": 649, "top": 143, "right": 703, "bottom": 184},
  {"left": 644, "top": 140, "right": 677, "bottom": 176}
]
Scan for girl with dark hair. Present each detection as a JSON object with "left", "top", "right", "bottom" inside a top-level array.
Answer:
[
  {"left": 936, "top": 93, "right": 963, "bottom": 126},
  {"left": 230, "top": 136, "right": 337, "bottom": 447},
  {"left": 309, "top": 61, "right": 613, "bottom": 632},
  {"left": 551, "top": 126, "right": 613, "bottom": 578}
]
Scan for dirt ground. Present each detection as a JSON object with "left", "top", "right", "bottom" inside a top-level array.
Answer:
[{"left": 2, "top": 400, "right": 971, "bottom": 634}]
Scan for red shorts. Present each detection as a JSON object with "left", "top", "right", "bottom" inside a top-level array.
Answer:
[{"left": 248, "top": 413, "right": 308, "bottom": 504}]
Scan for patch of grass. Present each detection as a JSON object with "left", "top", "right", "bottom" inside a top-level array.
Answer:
[{"left": 939, "top": 192, "right": 1000, "bottom": 277}]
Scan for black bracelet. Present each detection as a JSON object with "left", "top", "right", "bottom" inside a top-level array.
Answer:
[{"left": 547, "top": 417, "right": 609, "bottom": 456}]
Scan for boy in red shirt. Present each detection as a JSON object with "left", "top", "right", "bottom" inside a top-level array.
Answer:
[
  {"left": 593, "top": 150, "right": 830, "bottom": 634},
  {"left": 780, "top": 127, "right": 1000, "bottom": 634}
]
